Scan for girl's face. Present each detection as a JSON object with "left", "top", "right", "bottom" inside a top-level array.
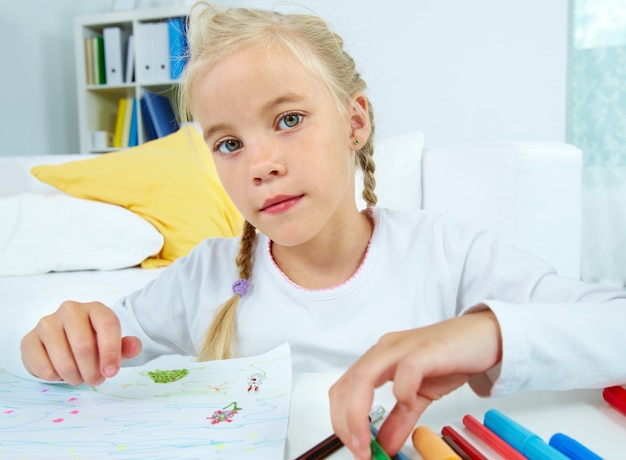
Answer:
[{"left": 192, "top": 44, "right": 370, "bottom": 248}]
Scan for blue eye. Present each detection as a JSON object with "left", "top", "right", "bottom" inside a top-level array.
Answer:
[
  {"left": 278, "top": 113, "right": 302, "bottom": 129},
  {"left": 216, "top": 138, "right": 242, "bottom": 154}
]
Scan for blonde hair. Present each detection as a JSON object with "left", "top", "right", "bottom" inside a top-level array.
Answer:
[{"left": 179, "top": 3, "right": 377, "bottom": 361}]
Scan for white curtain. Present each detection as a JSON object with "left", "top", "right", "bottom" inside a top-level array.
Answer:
[{"left": 570, "top": 0, "right": 626, "bottom": 287}]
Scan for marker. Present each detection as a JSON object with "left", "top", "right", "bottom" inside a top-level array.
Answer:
[
  {"left": 602, "top": 386, "right": 626, "bottom": 417},
  {"left": 442, "top": 435, "right": 472, "bottom": 460},
  {"left": 462, "top": 414, "right": 526, "bottom": 460},
  {"left": 371, "top": 437, "right": 392, "bottom": 460},
  {"left": 371, "top": 423, "right": 412, "bottom": 460},
  {"left": 412, "top": 425, "right": 461, "bottom": 460},
  {"left": 441, "top": 425, "right": 488, "bottom": 460},
  {"left": 483, "top": 409, "right": 569, "bottom": 460},
  {"left": 549, "top": 433, "right": 603, "bottom": 460},
  {"left": 294, "top": 405, "right": 386, "bottom": 460}
]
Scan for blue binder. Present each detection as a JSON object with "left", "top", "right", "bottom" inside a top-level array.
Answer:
[
  {"left": 168, "top": 17, "right": 188, "bottom": 80},
  {"left": 140, "top": 91, "right": 179, "bottom": 139}
]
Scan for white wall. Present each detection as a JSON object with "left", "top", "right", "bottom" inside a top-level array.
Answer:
[{"left": 0, "top": 0, "right": 567, "bottom": 155}]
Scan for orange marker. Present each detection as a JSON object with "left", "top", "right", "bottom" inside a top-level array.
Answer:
[{"left": 412, "top": 425, "right": 462, "bottom": 460}]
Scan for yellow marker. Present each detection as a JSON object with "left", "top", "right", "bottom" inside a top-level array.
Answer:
[{"left": 412, "top": 425, "right": 461, "bottom": 460}]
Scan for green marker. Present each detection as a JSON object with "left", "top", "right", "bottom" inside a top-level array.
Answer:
[{"left": 371, "top": 437, "right": 392, "bottom": 460}]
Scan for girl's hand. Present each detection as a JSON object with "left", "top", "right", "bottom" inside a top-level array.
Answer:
[
  {"left": 328, "top": 309, "right": 502, "bottom": 459},
  {"left": 20, "top": 301, "right": 142, "bottom": 386}
]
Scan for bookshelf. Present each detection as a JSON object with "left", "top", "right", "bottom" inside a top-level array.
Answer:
[{"left": 73, "top": 6, "right": 189, "bottom": 154}]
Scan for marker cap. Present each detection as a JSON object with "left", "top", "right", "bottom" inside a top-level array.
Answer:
[
  {"left": 412, "top": 425, "right": 461, "bottom": 460},
  {"left": 603, "top": 386, "right": 626, "bottom": 416},
  {"left": 549, "top": 433, "right": 603, "bottom": 460},
  {"left": 484, "top": 409, "right": 569, "bottom": 460}
]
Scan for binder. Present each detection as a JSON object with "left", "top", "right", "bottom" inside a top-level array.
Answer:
[
  {"left": 168, "top": 17, "right": 188, "bottom": 80},
  {"left": 136, "top": 22, "right": 170, "bottom": 82},
  {"left": 125, "top": 34, "right": 135, "bottom": 83},
  {"left": 152, "top": 22, "right": 171, "bottom": 81},
  {"left": 140, "top": 91, "right": 179, "bottom": 139},
  {"left": 135, "top": 22, "right": 154, "bottom": 82},
  {"left": 103, "top": 26, "right": 126, "bottom": 85}
]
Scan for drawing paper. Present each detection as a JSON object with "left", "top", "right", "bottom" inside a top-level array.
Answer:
[{"left": 0, "top": 343, "right": 291, "bottom": 459}]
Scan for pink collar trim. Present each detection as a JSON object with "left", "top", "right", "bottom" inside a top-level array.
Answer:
[{"left": 267, "top": 208, "right": 375, "bottom": 292}]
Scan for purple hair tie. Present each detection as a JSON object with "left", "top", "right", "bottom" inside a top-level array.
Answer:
[{"left": 232, "top": 278, "right": 249, "bottom": 297}]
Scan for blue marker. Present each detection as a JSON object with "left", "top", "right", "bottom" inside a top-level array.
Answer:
[
  {"left": 549, "top": 433, "right": 603, "bottom": 460},
  {"left": 483, "top": 409, "right": 569, "bottom": 460}
]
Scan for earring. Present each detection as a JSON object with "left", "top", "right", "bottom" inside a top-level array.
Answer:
[{"left": 354, "top": 139, "right": 360, "bottom": 145}]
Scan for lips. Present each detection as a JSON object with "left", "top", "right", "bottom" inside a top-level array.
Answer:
[{"left": 260, "top": 194, "right": 303, "bottom": 214}]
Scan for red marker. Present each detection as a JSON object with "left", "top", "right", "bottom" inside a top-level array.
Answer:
[
  {"left": 603, "top": 386, "right": 626, "bottom": 416},
  {"left": 462, "top": 415, "right": 526, "bottom": 460},
  {"left": 441, "top": 425, "right": 488, "bottom": 460}
]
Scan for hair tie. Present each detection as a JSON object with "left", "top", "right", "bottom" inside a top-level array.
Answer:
[{"left": 232, "top": 278, "right": 249, "bottom": 297}]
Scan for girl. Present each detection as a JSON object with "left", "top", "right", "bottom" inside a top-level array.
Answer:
[{"left": 18, "top": 4, "right": 626, "bottom": 459}]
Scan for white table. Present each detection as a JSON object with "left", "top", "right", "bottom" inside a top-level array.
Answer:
[{"left": 287, "top": 373, "right": 626, "bottom": 459}]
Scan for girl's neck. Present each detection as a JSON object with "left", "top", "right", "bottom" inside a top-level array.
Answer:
[{"left": 270, "top": 208, "right": 374, "bottom": 290}]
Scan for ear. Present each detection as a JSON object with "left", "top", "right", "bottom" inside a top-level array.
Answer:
[{"left": 349, "top": 92, "right": 372, "bottom": 148}]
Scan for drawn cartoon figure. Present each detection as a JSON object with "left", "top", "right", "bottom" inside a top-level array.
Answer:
[
  {"left": 246, "top": 372, "right": 265, "bottom": 393},
  {"left": 207, "top": 401, "right": 242, "bottom": 425}
]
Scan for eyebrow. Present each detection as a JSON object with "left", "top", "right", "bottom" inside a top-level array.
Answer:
[{"left": 203, "top": 92, "right": 306, "bottom": 141}]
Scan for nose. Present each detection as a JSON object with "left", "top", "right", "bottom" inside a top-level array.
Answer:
[{"left": 248, "top": 139, "right": 286, "bottom": 185}]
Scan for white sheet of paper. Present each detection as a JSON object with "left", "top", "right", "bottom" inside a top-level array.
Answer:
[{"left": 0, "top": 343, "right": 291, "bottom": 459}]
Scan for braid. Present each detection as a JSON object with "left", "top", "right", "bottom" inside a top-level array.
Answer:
[
  {"left": 197, "top": 221, "right": 257, "bottom": 361},
  {"left": 357, "top": 100, "right": 377, "bottom": 207}
]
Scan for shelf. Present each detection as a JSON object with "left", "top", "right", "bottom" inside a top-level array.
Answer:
[{"left": 74, "top": 6, "right": 189, "bottom": 154}]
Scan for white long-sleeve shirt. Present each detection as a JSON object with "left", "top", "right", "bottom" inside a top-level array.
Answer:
[{"left": 110, "top": 207, "right": 626, "bottom": 397}]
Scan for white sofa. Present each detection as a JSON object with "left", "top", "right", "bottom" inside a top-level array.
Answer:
[{"left": 0, "top": 138, "right": 583, "bottom": 372}]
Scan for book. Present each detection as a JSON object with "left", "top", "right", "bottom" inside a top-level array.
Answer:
[
  {"left": 128, "top": 98, "right": 138, "bottom": 147},
  {"left": 168, "top": 17, "right": 188, "bottom": 80},
  {"left": 141, "top": 91, "right": 179, "bottom": 139},
  {"left": 84, "top": 37, "right": 94, "bottom": 85},
  {"left": 90, "top": 37, "right": 99, "bottom": 84},
  {"left": 125, "top": 34, "right": 135, "bottom": 83},
  {"left": 121, "top": 97, "right": 134, "bottom": 147},
  {"left": 113, "top": 97, "right": 127, "bottom": 148},
  {"left": 140, "top": 97, "right": 157, "bottom": 141},
  {"left": 93, "top": 36, "right": 106, "bottom": 84},
  {"left": 103, "top": 26, "right": 125, "bottom": 85}
]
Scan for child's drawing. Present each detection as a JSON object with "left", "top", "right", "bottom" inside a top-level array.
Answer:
[
  {"left": 247, "top": 371, "right": 265, "bottom": 393},
  {"left": 146, "top": 367, "right": 189, "bottom": 383},
  {"left": 0, "top": 343, "right": 291, "bottom": 459},
  {"left": 207, "top": 401, "right": 243, "bottom": 425}
]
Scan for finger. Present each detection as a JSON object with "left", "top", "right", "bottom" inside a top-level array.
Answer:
[
  {"left": 63, "top": 310, "right": 105, "bottom": 386},
  {"left": 32, "top": 311, "right": 90, "bottom": 386},
  {"left": 20, "top": 331, "right": 62, "bottom": 382},
  {"left": 376, "top": 395, "right": 431, "bottom": 455},
  {"left": 330, "top": 345, "right": 399, "bottom": 458},
  {"left": 329, "top": 371, "right": 376, "bottom": 459},
  {"left": 88, "top": 306, "right": 124, "bottom": 379}
]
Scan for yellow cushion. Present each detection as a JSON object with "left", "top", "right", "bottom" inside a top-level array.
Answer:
[{"left": 31, "top": 125, "right": 243, "bottom": 268}]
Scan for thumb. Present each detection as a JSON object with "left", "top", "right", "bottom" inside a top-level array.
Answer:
[{"left": 121, "top": 336, "right": 142, "bottom": 361}]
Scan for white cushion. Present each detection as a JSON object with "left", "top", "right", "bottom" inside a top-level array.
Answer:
[
  {"left": 0, "top": 193, "right": 164, "bottom": 276},
  {"left": 355, "top": 131, "right": 425, "bottom": 211}
]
